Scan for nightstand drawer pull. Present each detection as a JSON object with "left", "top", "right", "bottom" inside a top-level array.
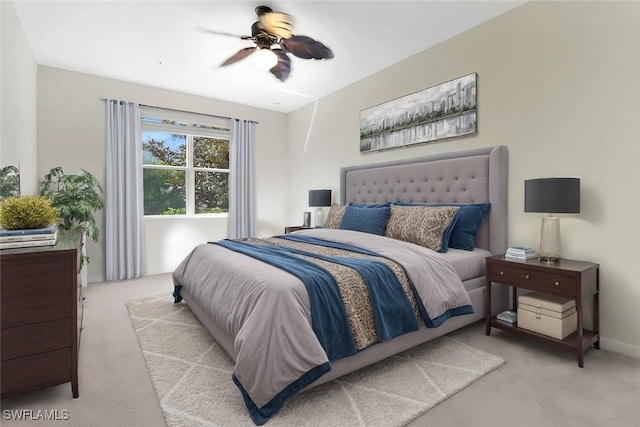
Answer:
[
  {"left": 554, "top": 281, "right": 560, "bottom": 286},
  {"left": 524, "top": 274, "right": 530, "bottom": 279},
  {"left": 535, "top": 314, "right": 541, "bottom": 319},
  {"left": 499, "top": 271, "right": 504, "bottom": 276}
]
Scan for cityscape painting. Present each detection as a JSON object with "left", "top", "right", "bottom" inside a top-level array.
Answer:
[{"left": 360, "top": 73, "right": 477, "bottom": 153}]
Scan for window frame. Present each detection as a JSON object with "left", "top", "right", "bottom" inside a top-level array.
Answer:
[{"left": 140, "top": 107, "right": 231, "bottom": 218}]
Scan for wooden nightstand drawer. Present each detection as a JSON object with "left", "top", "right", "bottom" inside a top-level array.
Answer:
[
  {"left": 527, "top": 271, "right": 576, "bottom": 296},
  {"left": 1, "top": 293, "right": 72, "bottom": 329},
  {"left": 1, "top": 318, "right": 72, "bottom": 361},
  {"left": 488, "top": 263, "right": 520, "bottom": 282},
  {"left": 284, "top": 226, "right": 312, "bottom": 234},
  {"left": 488, "top": 263, "right": 577, "bottom": 297}
]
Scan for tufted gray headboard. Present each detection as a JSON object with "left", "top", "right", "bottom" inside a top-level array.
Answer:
[{"left": 340, "top": 146, "right": 508, "bottom": 254}]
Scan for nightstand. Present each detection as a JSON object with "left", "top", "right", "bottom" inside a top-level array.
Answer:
[
  {"left": 485, "top": 254, "right": 599, "bottom": 367},
  {"left": 284, "top": 226, "right": 312, "bottom": 234}
]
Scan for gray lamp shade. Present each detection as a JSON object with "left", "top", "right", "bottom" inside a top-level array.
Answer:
[
  {"left": 308, "top": 189, "right": 332, "bottom": 207},
  {"left": 524, "top": 178, "right": 580, "bottom": 214}
]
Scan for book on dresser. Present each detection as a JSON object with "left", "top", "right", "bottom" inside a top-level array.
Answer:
[
  {"left": 0, "top": 226, "right": 58, "bottom": 248},
  {"left": 0, "top": 238, "right": 57, "bottom": 249},
  {"left": 505, "top": 246, "right": 537, "bottom": 260},
  {"left": 0, "top": 225, "right": 57, "bottom": 237}
]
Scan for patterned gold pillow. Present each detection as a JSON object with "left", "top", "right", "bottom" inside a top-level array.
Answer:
[
  {"left": 324, "top": 204, "right": 347, "bottom": 229},
  {"left": 385, "top": 205, "right": 460, "bottom": 251}
]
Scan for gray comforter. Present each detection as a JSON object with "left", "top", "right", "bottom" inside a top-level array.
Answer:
[{"left": 172, "top": 228, "right": 471, "bottom": 423}]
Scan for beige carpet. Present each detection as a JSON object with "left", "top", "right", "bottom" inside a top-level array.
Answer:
[{"left": 126, "top": 294, "right": 504, "bottom": 427}]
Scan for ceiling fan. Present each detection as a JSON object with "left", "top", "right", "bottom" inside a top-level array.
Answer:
[{"left": 204, "top": 5, "right": 334, "bottom": 82}]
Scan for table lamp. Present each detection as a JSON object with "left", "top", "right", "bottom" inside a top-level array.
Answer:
[
  {"left": 525, "top": 177, "right": 580, "bottom": 263},
  {"left": 308, "top": 189, "right": 332, "bottom": 227}
]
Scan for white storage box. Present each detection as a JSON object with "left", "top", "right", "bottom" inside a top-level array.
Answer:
[{"left": 518, "top": 292, "right": 577, "bottom": 340}]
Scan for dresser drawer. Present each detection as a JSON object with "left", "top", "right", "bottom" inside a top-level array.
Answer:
[
  {"left": 1, "top": 252, "right": 73, "bottom": 300},
  {"left": 1, "top": 318, "right": 72, "bottom": 361},
  {"left": 1, "top": 348, "right": 72, "bottom": 397},
  {"left": 1, "top": 293, "right": 71, "bottom": 329},
  {"left": 488, "top": 263, "right": 577, "bottom": 297}
]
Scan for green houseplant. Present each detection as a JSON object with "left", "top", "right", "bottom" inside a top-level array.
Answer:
[
  {"left": 40, "top": 167, "right": 105, "bottom": 265},
  {"left": 0, "top": 165, "right": 20, "bottom": 199}
]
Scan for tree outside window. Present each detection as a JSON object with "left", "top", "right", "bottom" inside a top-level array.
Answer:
[{"left": 141, "top": 119, "right": 230, "bottom": 216}]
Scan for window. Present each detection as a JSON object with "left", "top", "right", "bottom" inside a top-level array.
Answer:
[{"left": 141, "top": 107, "right": 231, "bottom": 216}]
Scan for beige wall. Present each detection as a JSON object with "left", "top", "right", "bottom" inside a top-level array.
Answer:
[
  {"left": 15, "top": 0, "right": 640, "bottom": 358},
  {"left": 288, "top": 1, "right": 640, "bottom": 357},
  {"left": 37, "top": 66, "right": 289, "bottom": 281},
  {"left": 1, "top": 1, "right": 38, "bottom": 194}
]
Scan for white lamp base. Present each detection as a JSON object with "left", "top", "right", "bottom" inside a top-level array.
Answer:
[
  {"left": 315, "top": 207, "right": 325, "bottom": 228},
  {"left": 539, "top": 216, "right": 562, "bottom": 263}
]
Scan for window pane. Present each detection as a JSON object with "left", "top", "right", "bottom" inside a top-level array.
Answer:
[
  {"left": 143, "top": 169, "right": 186, "bottom": 215},
  {"left": 193, "top": 137, "right": 229, "bottom": 169},
  {"left": 142, "top": 131, "right": 186, "bottom": 166},
  {"left": 195, "top": 171, "right": 228, "bottom": 214}
]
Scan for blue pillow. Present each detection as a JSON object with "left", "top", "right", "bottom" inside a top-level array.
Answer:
[
  {"left": 395, "top": 202, "right": 490, "bottom": 250},
  {"left": 339, "top": 205, "right": 391, "bottom": 235},
  {"left": 349, "top": 202, "right": 393, "bottom": 208},
  {"left": 439, "top": 212, "right": 458, "bottom": 253}
]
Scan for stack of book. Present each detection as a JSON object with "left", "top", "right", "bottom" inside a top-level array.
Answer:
[
  {"left": 0, "top": 225, "right": 58, "bottom": 249},
  {"left": 505, "top": 246, "right": 538, "bottom": 261}
]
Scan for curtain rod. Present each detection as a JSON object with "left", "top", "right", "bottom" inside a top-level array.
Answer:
[{"left": 101, "top": 98, "right": 259, "bottom": 124}]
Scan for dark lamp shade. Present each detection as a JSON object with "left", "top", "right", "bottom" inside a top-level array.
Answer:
[
  {"left": 524, "top": 178, "right": 580, "bottom": 214},
  {"left": 308, "top": 189, "right": 332, "bottom": 207}
]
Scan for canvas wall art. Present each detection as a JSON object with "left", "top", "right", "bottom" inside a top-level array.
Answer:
[{"left": 360, "top": 73, "right": 477, "bottom": 153}]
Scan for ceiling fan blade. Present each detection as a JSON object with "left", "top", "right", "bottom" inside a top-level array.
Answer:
[
  {"left": 282, "top": 35, "right": 334, "bottom": 60},
  {"left": 270, "top": 51, "right": 291, "bottom": 82},
  {"left": 251, "top": 21, "right": 262, "bottom": 38},
  {"left": 198, "top": 28, "right": 251, "bottom": 40},
  {"left": 255, "top": 6, "right": 273, "bottom": 16},
  {"left": 220, "top": 47, "right": 256, "bottom": 67},
  {"left": 259, "top": 11, "right": 293, "bottom": 39}
]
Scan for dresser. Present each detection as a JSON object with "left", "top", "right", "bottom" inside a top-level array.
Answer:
[{"left": 1, "top": 230, "right": 83, "bottom": 398}]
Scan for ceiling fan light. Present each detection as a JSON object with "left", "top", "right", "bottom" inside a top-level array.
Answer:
[{"left": 253, "top": 48, "right": 278, "bottom": 70}]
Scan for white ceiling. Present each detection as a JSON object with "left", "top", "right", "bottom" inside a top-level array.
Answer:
[{"left": 12, "top": 1, "right": 524, "bottom": 113}]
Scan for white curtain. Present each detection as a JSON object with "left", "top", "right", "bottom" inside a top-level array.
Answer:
[
  {"left": 106, "top": 100, "right": 144, "bottom": 280},
  {"left": 228, "top": 119, "right": 256, "bottom": 239}
]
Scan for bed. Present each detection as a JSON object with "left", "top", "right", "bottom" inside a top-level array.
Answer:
[{"left": 173, "top": 145, "right": 509, "bottom": 425}]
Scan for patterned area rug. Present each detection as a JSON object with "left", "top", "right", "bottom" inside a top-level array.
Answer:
[{"left": 126, "top": 294, "right": 504, "bottom": 427}]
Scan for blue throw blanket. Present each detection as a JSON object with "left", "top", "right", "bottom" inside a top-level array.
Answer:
[
  {"left": 216, "top": 236, "right": 419, "bottom": 361},
  {"left": 214, "top": 236, "right": 427, "bottom": 424}
]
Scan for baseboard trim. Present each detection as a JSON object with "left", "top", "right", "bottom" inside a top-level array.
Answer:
[{"left": 600, "top": 336, "right": 640, "bottom": 360}]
